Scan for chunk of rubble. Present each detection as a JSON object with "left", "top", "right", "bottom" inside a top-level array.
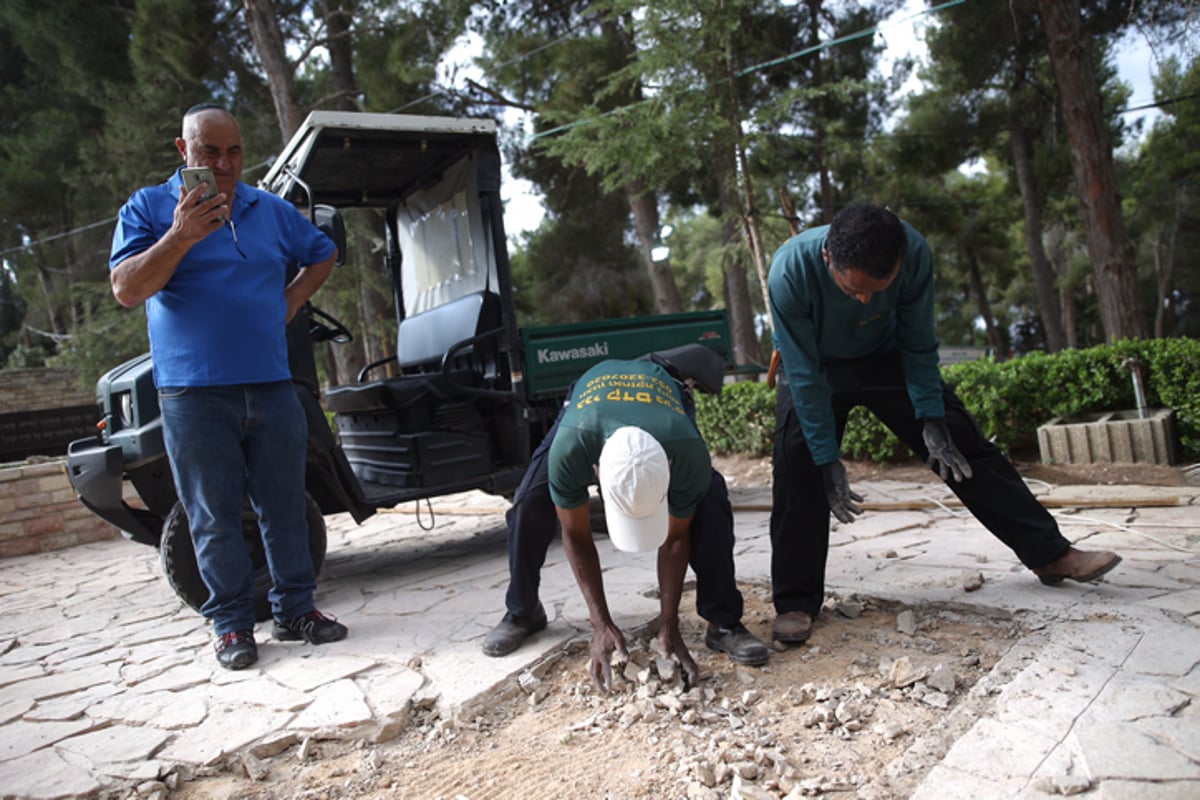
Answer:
[
  {"left": 1034, "top": 773, "right": 1093, "bottom": 795},
  {"left": 921, "top": 691, "right": 950, "bottom": 709},
  {"left": 239, "top": 752, "right": 269, "bottom": 782},
  {"left": 888, "top": 656, "right": 928, "bottom": 688},
  {"left": 926, "top": 663, "right": 957, "bottom": 694},
  {"left": 961, "top": 571, "right": 985, "bottom": 592},
  {"left": 836, "top": 599, "right": 864, "bottom": 619},
  {"left": 731, "top": 772, "right": 773, "bottom": 799}
]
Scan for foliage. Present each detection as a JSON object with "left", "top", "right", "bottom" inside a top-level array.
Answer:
[
  {"left": 695, "top": 380, "right": 776, "bottom": 458},
  {"left": 470, "top": 1, "right": 665, "bottom": 326},
  {"left": 0, "top": 0, "right": 1197, "bottom": 405},
  {"left": 942, "top": 337, "right": 1200, "bottom": 460},
  {"left": 1125, "top": 54, "right": 1200, "bottom": 339},
  {"left": 694, "top": 338, "right": 1200, "bottom": 462}
]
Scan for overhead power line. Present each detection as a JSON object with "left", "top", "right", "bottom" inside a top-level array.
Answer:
[
  {"left": 0, "top": 158, "right": 274, "bottom": 261},
  {"left": 530, "top": 0, "right": 971, "bottom": 142},
  {"left": 5, "top": 5, "right": 1193, "bottom": 259}
]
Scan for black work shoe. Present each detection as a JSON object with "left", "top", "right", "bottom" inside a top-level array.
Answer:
[
  {"left": 705, "top": 623, "right": 770, "bottom": 666},
  {"left": 215, "top": 630, "right": 258, "bottom": 670},
  {"left": 772, "top": 610, "right": 814, "bottom": 644},
  {"left": 482, "top": 605, "right": 548, "bottom": 657},
  {"left": 273, "top": 610, "right": 348, "bottom": 644}
]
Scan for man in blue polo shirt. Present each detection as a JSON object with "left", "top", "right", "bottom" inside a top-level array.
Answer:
[
  {"left": 767, "top": 202, "right": 1121, "bottom": 645},
  {"left": 110, "top": 104, "right": 346, "bottom": 669}
]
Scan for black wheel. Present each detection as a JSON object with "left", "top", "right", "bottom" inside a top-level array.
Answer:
[{"left": 159, "top": 494, "right": 327, "bottom": 622}]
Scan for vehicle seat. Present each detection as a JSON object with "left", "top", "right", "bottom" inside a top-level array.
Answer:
[
  {"left": 322, "top": 290, "right": 504, "bottom": 490},
  {"left": 325, "top": 290, "right": 502, "bottom": 413}
]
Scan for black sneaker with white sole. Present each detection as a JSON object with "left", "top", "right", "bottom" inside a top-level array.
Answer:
[
  {"left": 273, "top": 610, "right": 348, "bottom": 644},
  {"left": 215, "top": 630, "right": 258, "bottom": 670}
]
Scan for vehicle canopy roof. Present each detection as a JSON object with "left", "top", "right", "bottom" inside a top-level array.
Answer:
[{"left": 260, "top": 111, "right": 502, "bottom": 210}]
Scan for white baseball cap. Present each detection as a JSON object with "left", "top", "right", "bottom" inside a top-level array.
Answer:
[{"left": 597, "top": 426, "right": 670, "bottom": 552}]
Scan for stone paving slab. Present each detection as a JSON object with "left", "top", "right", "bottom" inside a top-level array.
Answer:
[{"left": 0, "top": 479, "right": 1195, "bottom": 799}]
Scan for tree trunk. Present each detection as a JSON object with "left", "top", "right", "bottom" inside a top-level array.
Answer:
[
  {"left": 242, "top": 0, "right": 304, "bottom": 143},
  {"left": 715, "top": 151, "right": 763, "bottom": 368},
  {"left": 805, "top": 0, "right": 834, "bottom": 224},
  {"left": 626, "top": 180, "right": 683, "bottom": 314},
  {"left": 1060, "top": 285, "right": 1078, "bottom": 349},
  {"left": 319, "top": 0, "right": 358, "bottom": 111},
  {"left": 736, "top": 148, "right": 772, "bottom": 337},
  {"left": 1009, "top": 117, "right": 1066, "bottom": 351},
  {"left": 778, "top": 186, "right": 801, "bottom": 236},
  {"left": 965, "top": 243, "right": 1005, "bottom": 359},
  {"left": 602, "top": 15, "right": 683, "bottom": 315},
  {"left": 1152, "top": 187, "right": 1183, "bottom": 338},
  {"left": 720, "top": 37, "right": 772, "bottom": 337},
  {"left": 1039, "top": 0, "right": 1147, "bottom": 341}
]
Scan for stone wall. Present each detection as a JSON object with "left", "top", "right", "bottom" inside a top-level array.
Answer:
[
  {"left": 0, "top": 459, "right": 121, "bottom": 558},
  {"left": 0, "top": 367, "right": 99, "bottom": 463},
  {"left": 0, "top": 368, "right": 92, "bottom": 414},
  {"left": 0, "top": 369, "right": 122, "bottom": 557}
]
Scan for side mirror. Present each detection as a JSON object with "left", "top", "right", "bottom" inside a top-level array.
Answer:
[{"left": 314, "top": 204, "right": 347, "bottom": 267}]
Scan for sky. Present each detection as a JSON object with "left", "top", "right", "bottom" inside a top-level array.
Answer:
[{"left": 497, "top": 0, "right": 1185, "bottom": 240}]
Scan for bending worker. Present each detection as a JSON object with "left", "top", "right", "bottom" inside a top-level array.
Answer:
[
  {"left": 482, "top": 352, "right": 770, "bottom": 690},
  {"left": 767, "top": 201, "right": 1121, "bottom": 646}
]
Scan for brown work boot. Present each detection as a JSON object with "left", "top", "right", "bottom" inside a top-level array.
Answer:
[
  {"left": 772, "top": 610, "right": 814, "bottom": 644},
  {"left": 1034, "top": 547, "right": 1122, "bottom": 586}
]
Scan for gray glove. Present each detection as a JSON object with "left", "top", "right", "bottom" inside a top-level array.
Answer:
[
  {"left": 922, "top": 417, "right": 973, "bottom": 483},
  {"left": 819, "top": 460, "right": 864, "bottom": 524}
]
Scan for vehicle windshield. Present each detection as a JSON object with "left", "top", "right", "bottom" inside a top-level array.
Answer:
[{"left": 396, "top": 154, "right": 498, "bottom": 318}]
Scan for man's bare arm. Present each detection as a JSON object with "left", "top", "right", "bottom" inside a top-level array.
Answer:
[
  {"left": 285, "top": 253, "right": 337, "bottom": 323},
  {"left": 558, "top": 503, "right": 627, "bottom": 691},
  {"left": 657, "top": 514, "right": 699, "bottom": 685},
  {"left": 111, "top": 185, "right": 228, "bottom": 307},
  {"left": 559, "top": 504, "right": 614, "bottom": 630}
]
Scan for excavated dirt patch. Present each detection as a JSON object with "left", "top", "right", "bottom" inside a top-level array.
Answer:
[
  {"left": 166, "top": 455, "right": 1197, "bottom": 799},
  {"left": 170, "top": 587, "right": 1020, "bottom": 800}
]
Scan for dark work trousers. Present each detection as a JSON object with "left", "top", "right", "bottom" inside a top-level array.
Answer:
[
  {"left": 770, "top": 350, "right": 1072, "bottom": 619},
  {"left": 503, "top": 387, "right": 746, "bottom": 628}
]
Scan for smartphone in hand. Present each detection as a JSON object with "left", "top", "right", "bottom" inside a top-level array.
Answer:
[
  {"left": 180, "top": 166, "right": 224, "bottom": 223},
  {"left": 181, "top": 166, "right": 217, "bottom": 202}
]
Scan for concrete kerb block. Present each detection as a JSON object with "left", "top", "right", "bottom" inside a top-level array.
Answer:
[{"left": 1038, "top": 409, "right": 1179, "bottom": 466}]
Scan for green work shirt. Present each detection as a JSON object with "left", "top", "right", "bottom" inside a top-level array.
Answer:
[
  {"left": 548, "top": 359, "right": 712, "bottom": 519},
  {"left": 767, "top": 220, "right": 943, "bottom": 466}
]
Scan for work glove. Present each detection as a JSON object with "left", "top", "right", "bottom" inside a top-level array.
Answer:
[
  {"left": 922, "top": 417, "right": 973, "bottom": 483},
  {"left": 819, "top": 460, "right": 864, "bottom": 524}
]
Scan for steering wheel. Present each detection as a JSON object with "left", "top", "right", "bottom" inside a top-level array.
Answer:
[{"left": 307, "top": 305, "right": 353, "bottom": 344}]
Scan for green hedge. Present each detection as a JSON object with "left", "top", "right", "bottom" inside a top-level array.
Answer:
[
  {"left": 694, "top": 379, "right": 777, "bottom": 457},
  {"left": 695, "top": 338, "right": 1200, "bottom": 463}
]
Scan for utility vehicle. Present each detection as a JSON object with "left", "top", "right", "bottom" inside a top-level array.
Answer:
[{"left": 66, "top": 112, "right": 737, "bottom": 618}]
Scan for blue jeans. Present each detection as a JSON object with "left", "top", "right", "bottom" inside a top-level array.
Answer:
[{"left": 159, "top": 381, "right": 315, "bottom": 634}]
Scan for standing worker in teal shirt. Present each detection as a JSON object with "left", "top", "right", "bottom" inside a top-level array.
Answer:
[{"left": 766, "top": 202, "right": 1121, "bottom": 645}]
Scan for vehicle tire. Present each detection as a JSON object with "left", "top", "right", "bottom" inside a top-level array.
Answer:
[{"left": 159, "top": 494, "right": 328, "bottom": 622}]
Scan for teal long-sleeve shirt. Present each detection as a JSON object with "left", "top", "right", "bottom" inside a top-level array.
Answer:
[{"left": 767, "top": 220, "right": 943, "bottom": 466}]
